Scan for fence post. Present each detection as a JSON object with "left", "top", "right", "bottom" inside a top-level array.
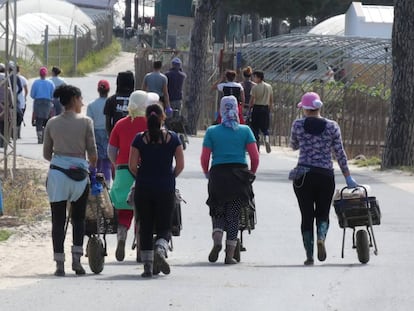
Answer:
[
  {"left": 58, "top": 26, "right": 61, "bottom": 67},
  {"left": 44, "top": 25, "right": 49, "bottom": 66},
  {"left": 74, "top": 25, "right": 78, "bottom": 75},
  {"left": 0, "top": 179, "right": 3, "bottom": 216}
]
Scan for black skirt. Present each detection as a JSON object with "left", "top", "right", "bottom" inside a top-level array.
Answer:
[{"left": 206, "top": 163, "right": 255, "bottom": 217}]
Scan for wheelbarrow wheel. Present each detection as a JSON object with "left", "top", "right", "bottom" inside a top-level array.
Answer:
[
  {"left": 87, "top": 235, "right": 105, "bottom": 274},
  {"left": 233, "top": 238, "right": 241, "bottom": 263},
  {"left": 356, "top": 229, "right": 370, "bottom": 264}
]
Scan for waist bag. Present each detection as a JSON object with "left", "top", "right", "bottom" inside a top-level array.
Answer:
[{"left": 50, "top": 164, "right": 89, "bottom": 181}]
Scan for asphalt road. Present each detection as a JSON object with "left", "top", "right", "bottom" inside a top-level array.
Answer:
[{"left": 2, "top": 59, "right": 414, "bottom": 311}]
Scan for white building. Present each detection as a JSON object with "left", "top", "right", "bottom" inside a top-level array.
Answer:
[{"left": 309, "top": 2, "right": 393, "bottom": 39}]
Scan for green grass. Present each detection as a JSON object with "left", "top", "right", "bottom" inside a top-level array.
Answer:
[
  {"left": 398, "top": 166, "right": 414, "bottom": 173},
  {"left": 0, "top": 229, "right": 12, "bottom": 242},
  {"left": 353, "top": 156, "right": 382, "bottom": 167},
  {"left": 2, "top": 168, "right": 49, "bottom": 223},
  {"left": 19, "top": 38, "right": 122, "bottom": 78},
  {"left": 76, "top": 39, "right": 122, "bottom": 76}
]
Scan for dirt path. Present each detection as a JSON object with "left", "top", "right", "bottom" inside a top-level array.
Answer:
[{"left": 89, "top": 51, "right": 136, "bottom": 76}]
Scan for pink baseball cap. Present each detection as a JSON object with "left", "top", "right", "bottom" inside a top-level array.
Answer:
[
  {"left": 297, "top": 92, "right": 323, "bottom": 110},
  {"left": 39, "top": 66, "right": 48, "bottom": 77}
]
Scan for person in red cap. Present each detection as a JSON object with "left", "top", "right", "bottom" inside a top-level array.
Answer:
[
  {"left": 30, "top": 66, "right": 55, "bottom": 143},
  {"left": 86, "top": 80, "right": 112, "bottom": 186}
]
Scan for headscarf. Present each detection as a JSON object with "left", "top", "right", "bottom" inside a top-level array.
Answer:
[
  {"left": 220, "top": 95, "right": 239, "bottom": 130},
  {"left": 128, "top": 90, "right": 159, "bottom": 120}
]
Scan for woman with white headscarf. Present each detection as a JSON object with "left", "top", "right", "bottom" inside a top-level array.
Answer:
[
  {"left": 107, "top": 90, "right": 159, "bottom": 262},
  {"left": 201, "top": 95, "right": 259, "bottom": 264}
]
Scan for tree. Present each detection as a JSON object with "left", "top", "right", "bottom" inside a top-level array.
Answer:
[
  {"left": 133, "top": 0, "right": 139, "bottom": 30},
  {"left": 186, "top": 0, "right": 220, "bottom": 134},
  {"left": 382, "top": 0, "right": 414, "bottom": 167},
  {"left": 124, "top": 0, "right": 132, "bottom": 28}
]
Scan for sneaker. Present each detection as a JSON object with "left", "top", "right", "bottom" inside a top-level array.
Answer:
[
  {"left": 317, "top": 240, "right": 327, "bottom": 261},
  {"left": 115, "top": 240, "right": 126, "bottom": 262},
  {"left": 265, "top": 141, "right": 271, "bottom": 153},
  {"left": 208, "top": 244, "right": 222, "bottom": 263},
  {"left": 304, "top": 258, "right": 314, "bottom": 266},
  {"left": 265, "top": 136, "right": 271, "bottom": 153}
]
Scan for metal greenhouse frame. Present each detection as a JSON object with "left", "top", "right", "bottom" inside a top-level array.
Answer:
[{"left": 240, "top": 34, "right": 392, "bottom": 158}]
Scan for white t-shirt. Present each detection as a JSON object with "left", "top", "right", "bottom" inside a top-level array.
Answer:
[{"left": 17, "top": 74, "right": 28, "bottom": 110}]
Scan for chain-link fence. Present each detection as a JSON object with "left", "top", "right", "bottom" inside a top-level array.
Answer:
[{"left": 43, "top": 15, "right": 113, "bottom": 74}]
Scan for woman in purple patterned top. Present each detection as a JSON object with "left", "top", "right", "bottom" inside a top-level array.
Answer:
[{"left": 290, "top": 92, "right": 358, "bottom": 266}]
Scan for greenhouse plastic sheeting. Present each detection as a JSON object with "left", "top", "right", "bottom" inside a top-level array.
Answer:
[{"left": 0, "top": 0, "right": 95, "bottom": 45}]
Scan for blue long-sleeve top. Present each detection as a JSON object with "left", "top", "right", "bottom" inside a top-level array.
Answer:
[
  {"left": 290, "top": 116, "right": 350, "bottom": 174},
  {"left": 30, "top": 78, "right": 55, "bottom": 100}
]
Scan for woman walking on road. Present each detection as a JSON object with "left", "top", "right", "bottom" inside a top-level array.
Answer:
[
  {"left": 87, "top": 80, "right": 112, "bottom": 187},
  {"left": 129, "top": 103, "right": 184, "bottom": 278},
  {"left": 201, "top": 95, "right": 259, "bottom": 264},
  {"left": 290, "top": 92, "right": 358, "bottom": 266},
  {"left": 107, "top": 90, "right": 158, "bottom": 262},
  {"left": 43, "top": 84, "right": 97, "bottom": 276}
]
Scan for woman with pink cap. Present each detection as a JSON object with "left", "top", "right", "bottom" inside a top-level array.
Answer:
[
  {"left": 30, "top": 66, "right": 55, "bottom": 143},
  {"left": 290, "top": 91, "right": 358, "bottom": 265}
]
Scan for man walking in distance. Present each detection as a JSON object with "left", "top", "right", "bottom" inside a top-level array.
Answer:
[
  {"left": 142, "top": 60, "right": 172, "bottom": 115},
  {"left": 249, "top": 70, "right": 273, "bottom": 153},
  {"left": 165, "top": 57, "right": 186, "bottom": 114},
  {"left": 30, "top": 66, "right": 55, "bottom": 144},
  {"left": 104, "top": 71, "right": 135, "bottom": 135}
]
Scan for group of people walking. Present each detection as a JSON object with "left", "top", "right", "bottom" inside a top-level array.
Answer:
[
  {"left": 42, "top": 58, "right": 187, "bottom": 278},
  {"left": 39, "top": 56, "right": 358, "bottom": 279},
  {"left": 213, "top": 67, "right": 274, "bottom": 153},
  {"left": 0, "top": 61, "right": 28, "bottom": 146}
]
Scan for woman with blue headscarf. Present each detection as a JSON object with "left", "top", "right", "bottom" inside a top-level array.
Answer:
[{"left": 201, "top": 95, "right": 259, "bottom": 264}]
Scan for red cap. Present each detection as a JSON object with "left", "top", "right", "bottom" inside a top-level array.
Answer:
[
  {"left": 39, "top": 66, "right": 48, "bottom": 77},
  {"left": 97, "top": 80, "right": 110, "bottom": 91}
]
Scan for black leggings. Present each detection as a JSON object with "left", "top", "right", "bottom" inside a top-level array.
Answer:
[
  {"left": 50, "top": 186, "right": 89, "bottom": 253},
  {"left": 250, "top": 105, "right": 270, "bottom": 140},
  {"left": 134, "top": 188, "right": 175, "bottom": 251},
  {"left": 293, "top": 171, "right": 335, "bottom": 233}
]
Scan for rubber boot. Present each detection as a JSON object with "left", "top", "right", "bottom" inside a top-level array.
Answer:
[
  {"left": 316, "top": 221, "right": 329, "bottom": 262},
  {"left": 208, "top": 229, "right": 223, "bottom": 263},
  {"left": 116, "top": 224, "right": 128, "bottom": 262},
  {"left": 302, "top": 231, "right": 314, "bottom": 265},
  {"left": 54, "top": 253, "right": 65, "bottom": 276},
  {"left": 265, "top": 135, "right": 271, "bottom": 153},
  {"left": 154, "top": 238, "right": 170, "bottom": 275},
  {"left": 141, "top": 250, "right": 154, "bottom": 278},
  {"left": 224, "top": 240, "right": 238, "bottom": 264},
  {"left": 36, "top": 131, "right": 43, "bottom": 144},
  {"left": 71, "top": 245, "right": 86, "bottom": 275}
]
